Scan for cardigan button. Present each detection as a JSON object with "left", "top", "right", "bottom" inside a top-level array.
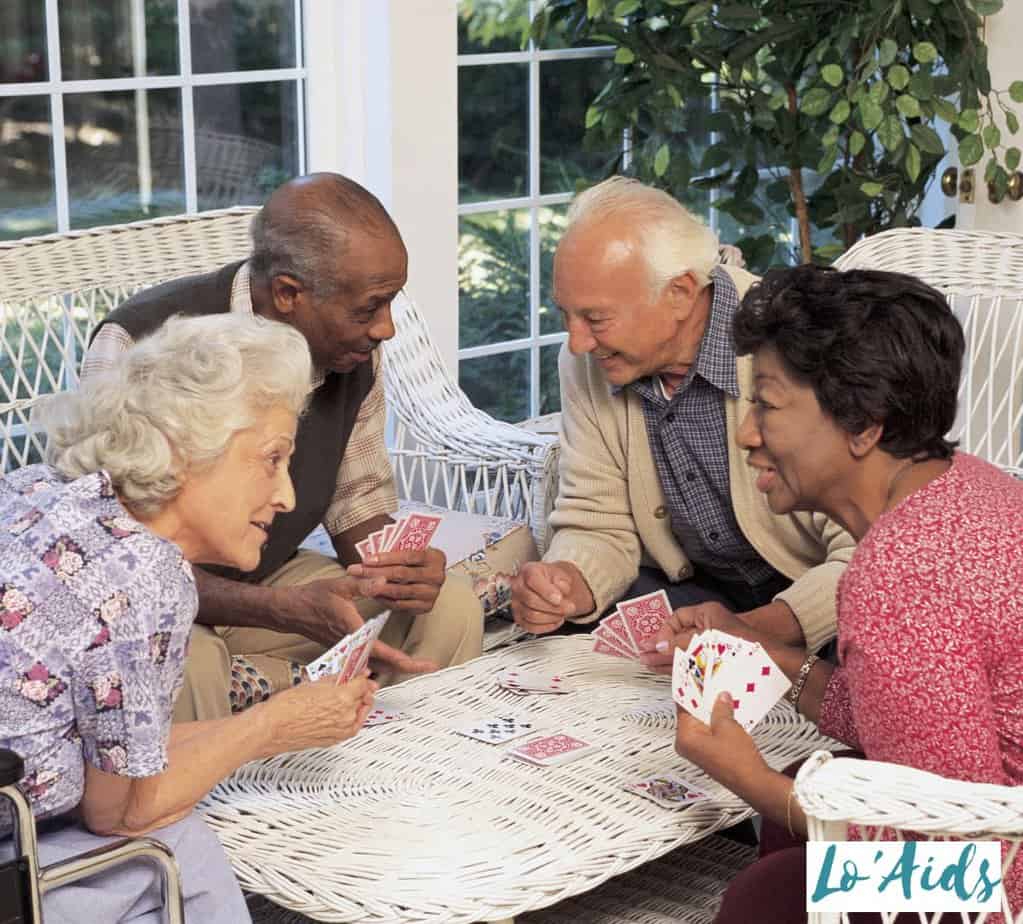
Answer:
[{"left": 654, "top": 506, "right": 667, "bottom": 519}]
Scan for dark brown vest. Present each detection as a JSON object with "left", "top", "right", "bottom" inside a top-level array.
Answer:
[{"left": 90, "top": 261, "right": 374, "bottom": 582}]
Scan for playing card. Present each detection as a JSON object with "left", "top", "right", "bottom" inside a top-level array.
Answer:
[
  {"left": 711, "top": 646, "right": 790, "bottom": 731},
  {"left": 388, "top": 512, "right": 442, "bottom": 553},
  {"left": 507, "top": 733, "right": 596, "bottom": 766},
  {"left": 599, "top": 611, "right": 639, "bottom": 655},
  {"left": 305, "top": 633, "right": 357, "bottom": 682},
  {"left": 592, "top": 630, "right": 634, "bottom": 659},
  {"left": 623, "top": 773, "right": 709, "bottom": 809},
  {"left": 380, "top": 522, "right": 398, "bottom": 551},
  {"left": 616, "top": 590, "right": 672, "bottom": 650},
  {"left": 355, "top": 537, "right": 373, "bottom": 561},
  {"left": 455, "top": 715, "right": 537, "bottom": 744},
  {"left": 496, "top": 668, "right": 573, "bottom": 694},
  {"left": 368, "top": 528, "right": 386, "bottom": 555},
  {"left": 363, "top": 707, "right": 409, "bottom": 727},
  {"left": 337, "top": 611, "right": 390, "bottom": 683}
]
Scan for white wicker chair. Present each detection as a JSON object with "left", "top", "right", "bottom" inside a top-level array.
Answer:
[
  {"left": 383, "top": 293, "right": 560, "bottom": 553},
  {"left": 795, "top": 750, "right": 1023, "bottom": 923},
  {"left": 835, "top": 228, "right": 1023, "bottom": 476}
]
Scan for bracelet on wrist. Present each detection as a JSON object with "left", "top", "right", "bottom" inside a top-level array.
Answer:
[{"left": 787, "top": 653, "right": 820, "bottom": 710}]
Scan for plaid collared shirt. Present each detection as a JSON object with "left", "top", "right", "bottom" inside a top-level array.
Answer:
[
  {"left": 625, "top": 267, "right": 779, "bottom": 588},
  {"left": 81, "top": 262, "right": 396, "bottom": 538}
]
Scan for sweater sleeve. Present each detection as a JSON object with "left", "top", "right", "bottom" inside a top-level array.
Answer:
[{"left": 545, "top": 347, "right": 643, "bottom": 619}]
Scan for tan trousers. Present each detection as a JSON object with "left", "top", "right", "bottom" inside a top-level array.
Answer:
[{"left": 173, "top": 550, "right": 483, "bottom": 722}]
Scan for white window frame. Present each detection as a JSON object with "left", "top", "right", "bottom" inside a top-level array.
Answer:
[
  {"left": 456, "top": 4, "right": 614, "bottom": 420},
  {"left": 0, "top": 0, "right": 308, "bottom": 233}
]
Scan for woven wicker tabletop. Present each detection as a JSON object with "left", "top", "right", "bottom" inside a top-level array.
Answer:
[{"left": 202, "top": 635, "right": 834, "bottom": 923}]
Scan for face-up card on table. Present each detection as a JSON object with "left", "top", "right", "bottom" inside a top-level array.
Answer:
[
  {"left": 507, "top": 733, "right": 596, "bottom": 766},
  {"left": 623, "top": 773, "right": 709, "bottom": 809},
  {"left": 496, "top": 667, "right": 573, "bottom": 694},
  {"left": 616, "top": 589, "right": 671, "bottom": 649},
  {"left": 363, "top": 707, "right": 409, "bottom": 727},
  {"left": 456, "top": 715, "right": 537, "bottom": 744}
]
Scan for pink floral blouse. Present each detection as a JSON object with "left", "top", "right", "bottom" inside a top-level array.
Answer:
[{"left": 0, "top": 466, "right": 196, "bottom": 829}]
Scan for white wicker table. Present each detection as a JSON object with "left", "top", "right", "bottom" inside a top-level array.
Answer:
[{"left": 202, "top": 635, "right": 836, "bottom": 923}]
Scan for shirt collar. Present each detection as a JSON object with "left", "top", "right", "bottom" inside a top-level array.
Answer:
[{"left": 611, "top": 265, "right": 741, "bottom": 400}]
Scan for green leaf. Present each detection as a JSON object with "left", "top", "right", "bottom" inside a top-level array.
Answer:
[
  {"left": 716, "top": 4, "right": 761, "bottom": 25},
  {"left": 869, "top": 80, "right": 890, "bottom": 103},
  {"left": 878, "top": 38, "right": 898, "bottom": 68},
  {"left": 849, "top": 130, "right": 866, "bottom": 156},
  {"left": 896, "top": 95, "right": 921, "bottom": 118},
  {"left": 614, "top": 46, "right": 635, "bottom": 64},
  {"left": 830, "top": 100, "right": 851, "bottom": 124},
  {"left": 701, "top": 143, "right": 731, "bottom": 170},
  {"left": 913, "top": 42, "right": 938, "bottom": 64},
  {"left": 887, "top": 65, "right": 910, "bottom": 91},
  {"left": 818, "top": 144, "right": 839, "bottom": 173},
  {"left": 1008, "top": 111, "right": 1020, "bottom": 135},
  {"left": 878, "top": 115, "right": 904, "bottom": 152},
  {"left": 768, "top": 88, "right": 789, "bottom": 111},
  {"left": 859, "top": 98, "right": 884, "bottom": 132},
  {"left": 654, "top": 143, "right": 671, "bottom": 177},
  {"left": 861, "top": 181, "right": 885, "bottom": 197},
  {"left": 585, "top": 106, "right": 603, "bottom": 129},
  {"left": 681, "top": 2, "right": 713, "bottom": 26},
  {"left": 910, "top": 124, "right": 946, "bottom": 155},
  {"left": 933, "top": 98, "right": 958, "bottom": 123},
  {"left": 1007, "top": 147, "right": 1021, "bottom": 171},
  {"left": 983, "top": 123, "right": 1002, "bottom": 149},
  {"left": 908, "top": 72, "right": 933, "bottom": 101},
  {"left": 974, "top": 0, "right": 1004, "bottom": 13},
  {"left": 959, "top": 134, "right": 984, "bottom": 166},
  {"left": 1010, "top": 81, "right": 1023, "bottom": 104},
  {"left": 800, "top": 88, "right": 833, "bottom": 117},
  {"left": 586, "top": 0, "right": 606, "bottom": 18},
  {"left": 821, "top": 64, "right": 843, "bottom": 87},
  {"left": 958, "top": 109, "right": 980, "bottom": 133},
  {"left": 905, "top": 143, "right": 921, "bottom": 182},
  {"left": 613, "top": 0, "right": 641, "bottom": 16}
]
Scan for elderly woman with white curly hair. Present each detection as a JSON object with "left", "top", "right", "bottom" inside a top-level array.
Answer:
[{"left": 0, "top": 313, "right": 379, "bottom": 923}]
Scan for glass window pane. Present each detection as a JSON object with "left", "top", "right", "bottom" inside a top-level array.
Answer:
[
  {"left": 540, "top": 342, "right": 563, "bottom": 415},
  {"left": 1, "top": 1, "right": 48, "bottom": 83},
  {"left": 190, "top": 0, "right": 297, "bottom": 74},
  {"left": 459, "top": 63, "right": 527, "bottom": 202},
  {"left": 459, "top": 210, "right": 529, "bottom": 350},
  {"left": 539, "top": 56, "right": 618, "bottom": 194},
  {"left": 64, "top": 90, "right": 185, "bottom": 229},
  {"left": 193, "top": 81, "right": 299, "bottom": 210},
  {"left": 539, "top": 203, "right": 569, "bottom": 336},
  {"left": 60, "top": 0, "right": 179, "bottom": 80},
  {"left": 457, "top": 0, "right": 529, "bottom": 55},
  {"left": 459, "top": 350, "right": 529, "bottom": 423},
  {"left": 0, "top": 95, "right": 55, "bottom": 240}
]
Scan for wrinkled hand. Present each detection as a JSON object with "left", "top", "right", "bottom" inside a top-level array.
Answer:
[
  {"left": 347, "top": 547, "right": 447, "bottom": 615},
  {"left": 639, "top": 601, "right": 750, "bottom": 674},
  {"left": 510, "top": 561, "right": 592, "bottom": 635},
  {"left": 674, "top": 694, "right": 770, "bottom": 795},
  {"left": 288, "top": 575, "right": 386, "bottom": 646},
  {"left": 263, "top": 674, "right": 377, "bottom": 753}
]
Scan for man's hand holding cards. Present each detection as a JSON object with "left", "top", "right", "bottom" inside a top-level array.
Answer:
[
  {"left": 672, "top": 630, "right": 790, "bottom": 731},
  {"left": 592, "top": 590, "right": 672, "bottom": 661},
  {"left": 348, "top": 513, "right": 447, "bottom": 616}
]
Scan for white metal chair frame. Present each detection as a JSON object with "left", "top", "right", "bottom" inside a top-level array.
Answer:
[
  {"left": 835, "top": 228, "right": 1023, "bottom": 477},
  {"left": 796, "top": 750, "right": 1023, "bottom": 923}
]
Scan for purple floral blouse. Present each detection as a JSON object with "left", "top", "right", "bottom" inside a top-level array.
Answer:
[{"left": 0, "top": 465, "right": 196, "bottom": 830}]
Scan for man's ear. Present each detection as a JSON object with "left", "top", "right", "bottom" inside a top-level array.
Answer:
[
  {"left": 270, "top": 274, "right": 304, "bottom": 315},
  {"left": 849, "top": 422, "right": 883, "bottom": 459},
  {"left": 667, "top": 270, "right": 703, "bottom": 316}
]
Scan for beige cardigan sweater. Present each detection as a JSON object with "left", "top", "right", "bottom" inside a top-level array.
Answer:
[{"left": 545, "top": 266, "right": 854, "bottom": 651}]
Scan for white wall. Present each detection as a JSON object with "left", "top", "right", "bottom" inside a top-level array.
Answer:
[
  {"left": 305, "top": 0, "right": 460, "bottom": 371},
  {"left": 969, "top": 3, "right": 1023, "bottom": 233}
]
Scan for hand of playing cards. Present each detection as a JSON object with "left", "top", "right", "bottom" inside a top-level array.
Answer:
[
  {"left": 592, "top": 590, "right": 672, "bottom": 660},
  {"left": 672, "top": 630, "right": 790, "bottom": 731},
  {"left": 356, "top": 512, "right": 443, "bottom": 560},
  {"left": 305, "top": 611, "right": 390, "bottom": 684}
]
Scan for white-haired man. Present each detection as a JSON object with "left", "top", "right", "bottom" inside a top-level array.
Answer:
[{"left": 510, "top": 177, "right": 854, "bottom": 660}]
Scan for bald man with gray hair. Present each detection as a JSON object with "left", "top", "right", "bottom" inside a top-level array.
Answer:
[
  {"left": 82, "top": 172, "right": 482, "bottom": 722},
  {"left": 510, "top": 176, "right": 854, "bottom": 661}
]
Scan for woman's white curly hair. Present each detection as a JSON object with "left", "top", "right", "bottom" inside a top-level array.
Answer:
[{"left": 36, "top": 313, "right": 313, "bottom": 516}]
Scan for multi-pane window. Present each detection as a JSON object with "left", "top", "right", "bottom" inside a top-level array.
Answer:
[
  {"left": 0, "top": 0, "right": 305, "bottom": 241},
  {"left": 456, "top": 0, "right": 617, "bottom": 423}
]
